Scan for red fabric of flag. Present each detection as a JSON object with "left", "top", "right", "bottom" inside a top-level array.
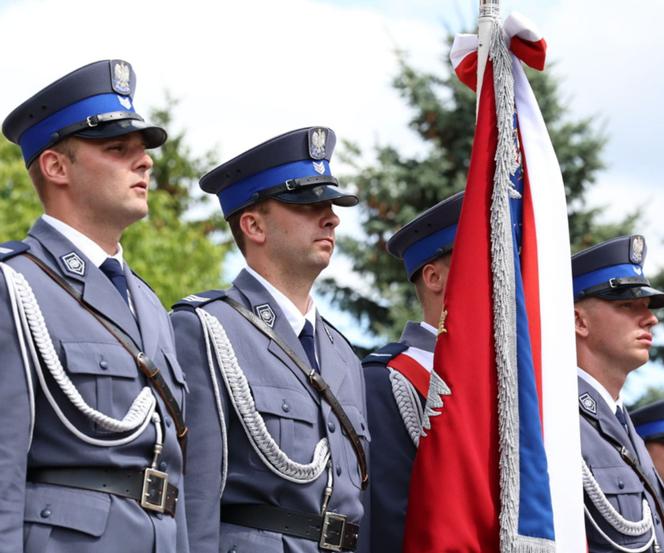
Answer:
[{"left": 403, "top": 62, "right": 501, "bottom": 553}]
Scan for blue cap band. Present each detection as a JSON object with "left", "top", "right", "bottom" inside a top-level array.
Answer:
[
  {"left": 403, "top": 224, "right": 457, "bottom": 279},
  {"left": 573, "top": 263, "right": 644, "bottom": 299},
  {"left": 635, "top": 420, "right": 664, "bottom": 440},
  {"left": 218, "top": 159, "right": 331, "bottom": 216},
  {"left": 19, "top": 92, "right": 135, "bottom": 164}
]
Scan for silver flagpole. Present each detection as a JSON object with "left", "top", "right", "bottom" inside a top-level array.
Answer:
[{"left": 477, "top": 0, "right": 500, "bottom": 118}]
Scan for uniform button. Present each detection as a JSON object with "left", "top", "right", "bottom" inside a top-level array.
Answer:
[
  {"left": 159, "top": 461, "right": 168, "bottom": 472},
  {"left": 618, "top": 480, "right": 624, "bottom": 489},
  {"left": 328, "top": 420, "right": 336, "bottom": 433},
  {"left": 336, "top": 464, "right": 342, "bottom": 476},
  {"left": 281, "top": 401, "right": 290, "bottom": 413},
  {"left": 99, "top": 360, "right": 109, "bottom": 370},
  {"left": 228, "top": 548, "right": 238, "bottom": 553},
  {"left": 40, "top": 507, "right": 51, "bottom": 519}
]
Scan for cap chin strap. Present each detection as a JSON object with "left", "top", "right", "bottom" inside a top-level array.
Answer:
[
  {"left": 50, "top": 111, "right": 144, "bottom": 143},
  {"left": 578, "top": 276, "right": 651, "bottom": 299},
  {"left": 252, "top": 175, "right": 339, "bottom": 201}
]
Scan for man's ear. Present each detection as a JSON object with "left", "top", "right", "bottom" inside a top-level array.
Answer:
[
  {"left": 574, "top": 305, "right": 590, "bottom": 338},
  {"left": 239, "top": 209, "right": 267, "bottom": 246},
  {"left": 38, "top": 149, "right": 71, "bottom": 187},
  {"left": 421, "top": 262, "right": 445, "bottom": 294}
]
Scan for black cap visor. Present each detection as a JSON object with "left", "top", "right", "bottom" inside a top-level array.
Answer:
[
  {"left": 271, "top": 184, "right": 358, "bottom": 208},
  {"left": 74, "top": 118, "right": 167, "bottom": 149},
  {"left": 590, "top": 285, "right": 664, "bottom": 309}
]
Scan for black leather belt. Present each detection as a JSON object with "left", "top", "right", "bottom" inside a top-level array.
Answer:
[
  {"left": 221, "top": 504, "right": 360, "bottom": 551},
  {"left": 28, "top": 467, "right": 178, "bottom": 517}
]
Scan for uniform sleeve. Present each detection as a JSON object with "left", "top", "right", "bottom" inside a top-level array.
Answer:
[
  {"left": 363, "top": 362, "right": 418, "bottom": 553},
  {"left": 0, "top": 270, "right": 32, "bottom": 553},
  {"left": 171, "top": 308, "right": 224, "bottom": 553}
]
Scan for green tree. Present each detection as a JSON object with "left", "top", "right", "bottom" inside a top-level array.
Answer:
[
  {"left": 627, "top": 385, "right": 664, "bottom": 411},
  {"left": 0, "top": 97, "right": 229, "bottom": 307},
  {"left": 322, "top": 41, "right": 637, "bottom": 343}
]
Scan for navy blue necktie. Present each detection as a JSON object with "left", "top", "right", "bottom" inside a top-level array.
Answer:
[
  {"left": 298, "top": 320, "right": 319, "bottom": 373},
  {"left": 99, "top": 258, "right": 129, "bottom": 305}
]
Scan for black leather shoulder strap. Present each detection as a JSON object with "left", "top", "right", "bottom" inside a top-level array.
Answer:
[
  {"left": 21, "top": 252, "right": 188, "bottom": 459},
  {"left": 221, "top": 295, "right": 369, "bottom": 490}
]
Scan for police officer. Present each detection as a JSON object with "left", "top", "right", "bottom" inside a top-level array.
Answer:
[
  {"left": 574, "top": 235, "right": 664, "bottom": 552},
  {"left": 361, "top": 192, "right": 461, "bottom": 552},
  {"left": 170, "top": 127, "right": 369, "bottom": 553},
  {"left": 631, "top": 400, "right": 664, "bottom": 481},
  {"left": 0, "top": 60, "right": 189, "bottom": 553}
]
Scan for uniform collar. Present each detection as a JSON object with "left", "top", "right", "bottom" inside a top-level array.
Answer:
[
  {"left": 41, "top": 214, "right": 124, "bottom": 268},
  {"left": 420, "top": 321, "right": 437, "bottom": 336},
  {"left": 577, "top": 367, "right": 624, "bottom": 414},
  {"left": 245, "top": 265, "right": 316, "bottom": 336}
]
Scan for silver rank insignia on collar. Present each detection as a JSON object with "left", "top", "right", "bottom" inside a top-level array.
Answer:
[
  {"left": 630, "top": 235, "right": 645, "bottom": 264},
  {"left": 255, "top": 304, "right": 276, "bottom": 328},
  {"left": 61, "top": 252, "right": 86, "bottom": 276},
  {"left": 579, "top": 392, "right": 597, "bottom": 415},
  {"left": 308, "top": 128, "right": 327, "bottom": 160}
]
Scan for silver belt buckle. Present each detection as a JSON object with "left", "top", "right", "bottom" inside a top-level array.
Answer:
[
  {"left": 319, "top": 511, "right": 346, "bottom": 551},
  {"left": 141, "top": 468, "right": 168, "bottom": 513}
]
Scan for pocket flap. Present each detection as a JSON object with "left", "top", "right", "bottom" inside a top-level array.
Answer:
[
  {"left": 24, "top": 483, "right": 111, "bottom": 537},
  {"left": 63, "top": 341, "right": 136, "bottom": 378},
  {"left": 163, "top": 350, "right": 187, "bottom": 386},
  {"left": 591, "top": 466, "right": 643, "bottom": 494},
  {"left": 252, "top": 385, "right": 317, "bottom": 424},
  {"left": 342, "top": 404, "right": 371, "bottom": 442}
]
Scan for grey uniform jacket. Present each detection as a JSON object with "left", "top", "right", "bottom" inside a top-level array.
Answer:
[
  {"left": 0, "top": 219, "right": 189, "bottom": 553},
  {"left": 579, "top": 377, "right": 664, "bottom": 552},
  {"left": 171, "top": 269, "right": 370, "bottom": 553}
]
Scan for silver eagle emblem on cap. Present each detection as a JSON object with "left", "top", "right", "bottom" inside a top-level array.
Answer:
[
  {"left": 255, "top": 304, "right": 276, "bottom": 328},
  {"left": 630, "top": 235, "right": 645, "bottom": 264},
  {"left": 61, "top": 252, "right": 86, "bottom": 276},
  {"left": 309, "top": 128, "right": 327, "bottom": 160},
  {"left": 579, "top": 393, "right": 597, "bottom": 415},
  {"left": 111, "top": 61, "right": 131, "bottom": 95}
]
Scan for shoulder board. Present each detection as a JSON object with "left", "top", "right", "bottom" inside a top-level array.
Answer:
[
  {"left": 361, "top": 342, "right": 409, "bottom": 366},
  {"left": 0, "top": 240, "right": 30, "bottom": 262},
  {"left": 172, "top": 289, "right": 227, "bottom": 310}
]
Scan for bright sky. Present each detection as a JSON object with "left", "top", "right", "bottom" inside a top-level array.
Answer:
[{"left": 1, "top": 0, "right": 662, "bottom": 401}]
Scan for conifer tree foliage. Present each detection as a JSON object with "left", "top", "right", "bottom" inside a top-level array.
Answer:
[
  {"left": 322, "top": 43, "right": 636, "bottom": 342},
  {"left": 0, "top": 97, "right": 229, "bottom": 308}
]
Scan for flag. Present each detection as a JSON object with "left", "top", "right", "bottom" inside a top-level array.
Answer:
[{"left": 403, "top": 13, "right": 585, "bottom": 553}]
